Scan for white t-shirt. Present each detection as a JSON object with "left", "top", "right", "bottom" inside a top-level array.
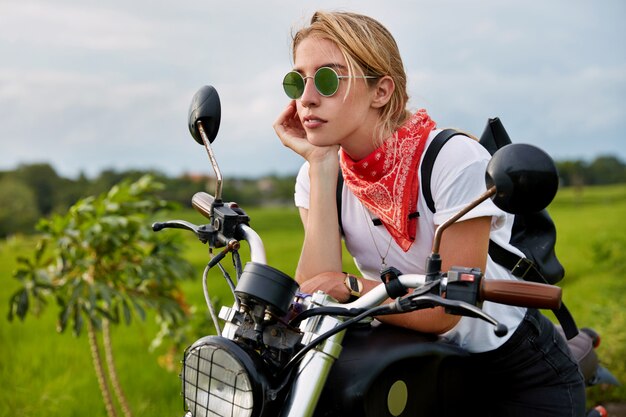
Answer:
[{"left": 294, "top": 128, "right": 526, "bottom": 353}]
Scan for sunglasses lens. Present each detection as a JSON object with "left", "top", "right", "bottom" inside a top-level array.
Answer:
[
  {"left": 283, "top": 71, "right": 304, "bottom": 99},
  {"left": 315, "top": 67, "right": 339, "bottom": 96}
]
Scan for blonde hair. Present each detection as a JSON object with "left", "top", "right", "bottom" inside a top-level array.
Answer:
[{"left": 292, "top": 11, "right": 411, "bottom": 145}]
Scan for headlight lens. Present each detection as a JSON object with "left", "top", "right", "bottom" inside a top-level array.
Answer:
[{"left": 182, "top": 337, "right": 265, "bottom": 417}]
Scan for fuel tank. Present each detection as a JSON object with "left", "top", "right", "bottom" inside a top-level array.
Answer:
[{"left": 315, "top": 323, "right": 473, "bottom": 417}]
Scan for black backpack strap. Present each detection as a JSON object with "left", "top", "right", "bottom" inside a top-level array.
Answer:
[
  {"left": 488, "top": 240, "right": 546, "bottom": 282},
  {"left": 336, "top": 170, "right": 382, "bottom": 236},
  {"left": 337, "top": 171, "right": 344, "bottom": 236},
  {"left": 421, "top": 129, "right": 467, "bottom": 214},
  {"left": 489, "top": 240, "right": 579, "bottom": 339},
  {"left": 552, "top": 304, "right": 579, "bottom": 340}
]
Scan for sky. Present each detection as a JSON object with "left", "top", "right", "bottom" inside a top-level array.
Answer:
[{"left": 1, "top": 0, "right": 624, "bottom": 179}]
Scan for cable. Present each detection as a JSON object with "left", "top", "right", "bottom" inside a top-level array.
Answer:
[
  {"left": 279, "top": 304, "right": 391, "bottom": 378},
  {"left": 202, "top": 263, "right": 222, "bottom": 336}
]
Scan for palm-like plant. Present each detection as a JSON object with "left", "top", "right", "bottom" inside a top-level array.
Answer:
[{"left": 8, "top": 175, "right": 194, "bottom": 417}]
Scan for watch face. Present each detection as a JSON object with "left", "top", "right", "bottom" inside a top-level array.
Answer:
[
  {"left": 350, "top": 277, "right": 357, "bottom": 291},
  {"left": 345, "top": 275, "right": 361, "bottom": 296}
]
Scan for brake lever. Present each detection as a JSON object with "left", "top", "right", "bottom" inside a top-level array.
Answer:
[
  {"left": 397, "top": 293, "right": 508, "bottom": 337},
  {"left": 152, "top": 220, "right": 215, "bottom": 244}
]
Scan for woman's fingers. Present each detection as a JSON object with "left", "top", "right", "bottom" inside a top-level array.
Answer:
[
  {"left": 273, "top": 101, "right": 339, "bottom": 163},
  {"left": 274, "top": 101, "right": 309, "bottom": 154},
  {"left": 274, "top": 102, "right": 303, "bottom": 138}
]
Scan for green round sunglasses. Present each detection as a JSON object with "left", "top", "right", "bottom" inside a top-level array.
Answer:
[{"left": 282, "top": 66, "right": 379, "bottom": 99}]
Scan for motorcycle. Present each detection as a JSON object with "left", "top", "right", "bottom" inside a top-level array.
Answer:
[{"left": 153, "top": 85, "right": 619, "bottom": 417}]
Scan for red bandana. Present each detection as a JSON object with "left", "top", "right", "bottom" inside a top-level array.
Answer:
[{"left": 339, "top": 110, "right": 436, "bottom": 251}]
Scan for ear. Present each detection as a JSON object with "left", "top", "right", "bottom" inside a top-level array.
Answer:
[{"left": 370, "top": 76, "right": 395, "bottom": 109}]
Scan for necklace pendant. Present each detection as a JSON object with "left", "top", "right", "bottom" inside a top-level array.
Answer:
[
  {"left": 380, "top": 259, "right": 387, "bottom": 274},
  {"left": 361, "top": 204, "right": 394, "bottom": 275}
]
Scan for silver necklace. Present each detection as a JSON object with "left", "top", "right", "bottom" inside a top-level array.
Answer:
[{"left": 361, "top": 205, "right": 393, "bottom": 272}]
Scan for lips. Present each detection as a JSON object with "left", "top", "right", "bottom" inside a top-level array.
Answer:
[{"left": 303, "top": 115, "right": 327, "bottom": 129}]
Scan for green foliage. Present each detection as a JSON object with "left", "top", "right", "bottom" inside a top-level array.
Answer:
[
  {"left": 10, "top": 163, "right": 62, "bottom": 215},
  {"left": 557, "top": 155, "right": 626, "bottom": 187},
  {"left": 0, "top": 176, "right": 40, "bottom": 237},
  {"left": 7, "top": 175, "right": 195, "bottom": 338},
  {"left": 0, "top": 162, "right": 301, "bottom": 236}
]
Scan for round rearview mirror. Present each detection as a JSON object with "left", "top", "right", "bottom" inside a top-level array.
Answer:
[
  {"left": 188, "top": 85, "right": 221, "bottom": 145},
  {"left": 485, "top": 143, "right": 559, "bottom": 214}
]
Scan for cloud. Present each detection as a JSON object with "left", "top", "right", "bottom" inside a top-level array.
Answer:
[
  {"left": 0, "top": 0, "right": 624, "bottom": 179},
  {"left": 0, "top": 2, "right": 155, "bottom": 51}
]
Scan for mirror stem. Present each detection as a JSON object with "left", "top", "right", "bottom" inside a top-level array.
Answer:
[
  {"left": 431, "top": 186, "right": 497, "bottom": 255},
  {"left": 197, "top": 121, "right": 223, "bottom": 201}
]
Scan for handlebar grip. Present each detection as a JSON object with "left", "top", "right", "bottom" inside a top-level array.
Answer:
[
  {"left": 480, "top": 280, "right": 562, "bottom": 310},
  {"left": 192, "top": 192, "right": 215, "bottom": 218}
]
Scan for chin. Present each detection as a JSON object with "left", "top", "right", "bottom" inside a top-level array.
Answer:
[{"left": 306, "top": 133, "right": 336, "bottom": 147}]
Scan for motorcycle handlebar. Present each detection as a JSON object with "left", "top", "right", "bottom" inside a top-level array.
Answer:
[
  {"left": 329, "top": 274, "right": 562, "bottom": 311},
  {"left": 479, "top": 279, "right": 562, "bottom": 310},
  {"left": 188, "top": 209, "right": 560, "bottom": 312},
  {"left": 192, "top": 191, "right": 245, "bottom": 217},
  {"left": 192, "top": 191, "right": 214, "bottom": 218}
]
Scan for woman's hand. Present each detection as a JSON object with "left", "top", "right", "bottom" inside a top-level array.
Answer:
[
  {"left": 274, "top": 101, "right": 306, "bottom": 146},
  {"left": 298, "top": 271, "right": 352, "bottom": 303},
  {"left": 273, "top": 101, "right": 338, "bottom": 163}
]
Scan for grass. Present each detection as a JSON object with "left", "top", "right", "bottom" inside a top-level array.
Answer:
[
  {"left": 1, "top": 184, "right": 625, "bottom": 415},
  {"left": 547, "top": 184, "right": 626, "bottom": 404}
]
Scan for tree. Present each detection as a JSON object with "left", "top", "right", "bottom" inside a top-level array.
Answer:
[
  {"left": 556, "top": 160, "right": 588, "bottom": 187},
  {"left": 8, "top": 175, "right": 194, "bottom": 417},
  {"left": 13, "top": 163, "right": 63, "bottom": 215},
  {"left": 587, "top": 156, "right": 626, "bottom": 185},
  {"left": 0, "top": 177, "right": 40, "bottom": 237}
]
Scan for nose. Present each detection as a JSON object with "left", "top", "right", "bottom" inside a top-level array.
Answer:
[{"left": 300, "top": 75, "right": 320, "bottom": 108}]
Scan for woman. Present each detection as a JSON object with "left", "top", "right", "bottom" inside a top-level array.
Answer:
[{"left": 274, "top": 10, "right": 585, "bottom": 416}]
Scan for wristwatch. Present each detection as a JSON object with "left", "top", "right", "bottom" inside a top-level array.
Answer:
[{"left": 344, "top": 273, "right": 363, "bottom": 299}]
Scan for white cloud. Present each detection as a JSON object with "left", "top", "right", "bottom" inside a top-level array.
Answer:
[
  {"left": 0, "top": 0, "right": 624, "bottom": 178},
  {"left": 0, "top": 2, "right": 155, "bottom": 51}
]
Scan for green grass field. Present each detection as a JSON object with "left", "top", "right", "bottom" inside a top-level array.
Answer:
[{"left": 1, "top": 184, "right": 624, "bottom": 416}]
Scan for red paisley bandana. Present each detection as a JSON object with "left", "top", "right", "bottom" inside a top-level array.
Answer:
[{"left": 339, "top": 110, "right": 436, "bottom": 251}]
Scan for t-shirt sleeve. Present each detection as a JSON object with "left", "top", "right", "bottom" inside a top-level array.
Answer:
[
  {"left": 294, "top": 161, "right": 311, "bottom": 209},
  {"left": 429, "top": 136, "right": 507, "bottom": 228}
]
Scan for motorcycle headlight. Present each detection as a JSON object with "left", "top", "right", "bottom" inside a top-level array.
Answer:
[{"left": 182, "top": 336, "right": 268, "bottom": 417}]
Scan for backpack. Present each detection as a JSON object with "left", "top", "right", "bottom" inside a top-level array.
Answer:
[
  {"left": 421, "top": 118, "right": 565, "bottom": 285},
  {"left": 337, "top": 117, "right": 578, "bottom": 338}
]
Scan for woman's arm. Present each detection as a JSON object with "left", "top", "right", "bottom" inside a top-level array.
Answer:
[
  {"left": 294, "top": 159, "right": 343, "bottom": 283},
  {"left": 376, "top": 216, "right": 491, "bottom": 333},
  {"left": 299, "top": 216, "right": 492, "bottom": 334},
  {"left": 274, "top": 101, "right": 343, "bottom": 283}
]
